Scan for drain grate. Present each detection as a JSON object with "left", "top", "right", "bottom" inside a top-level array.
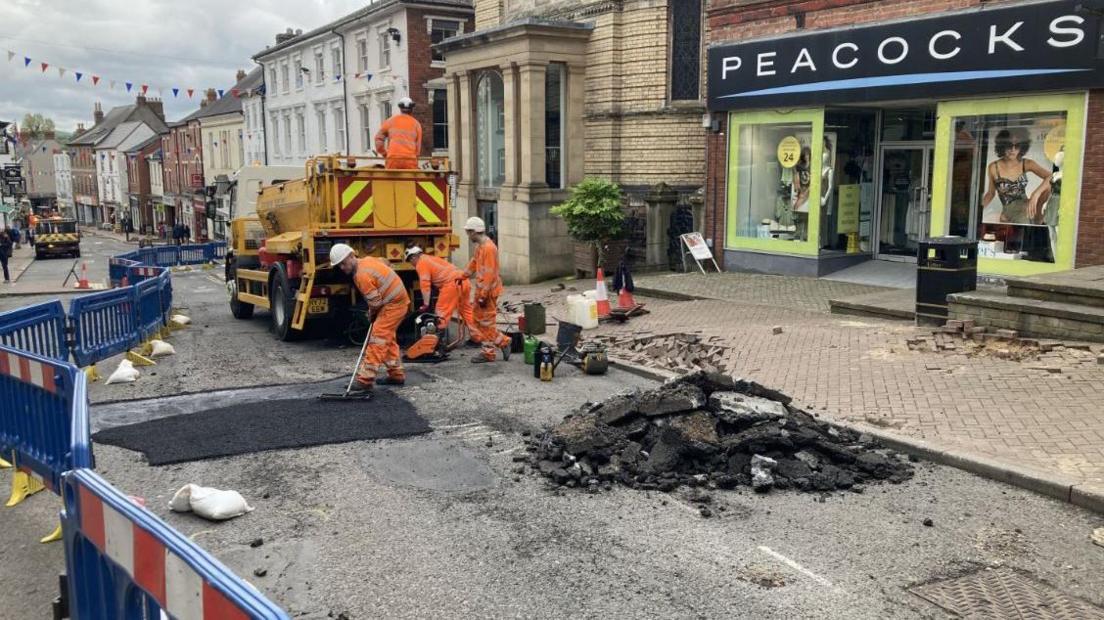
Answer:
[{"left": 910, "top": 568, "right": 1104, "bottom": 619}]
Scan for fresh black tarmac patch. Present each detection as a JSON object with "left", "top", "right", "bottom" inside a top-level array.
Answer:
[{"left": 93, "top": 392, "right": 430, "bottom": 465}]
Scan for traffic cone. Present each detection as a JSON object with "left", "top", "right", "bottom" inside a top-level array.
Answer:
[
  {"left": 595, "top": 267, "right": 611, "bottom": 318},
  {"left": 617, "top": 286, "right": 636, "bottom": 310},
  {"left": 76, "top": 262, "right": 91, "bottom": 289}
]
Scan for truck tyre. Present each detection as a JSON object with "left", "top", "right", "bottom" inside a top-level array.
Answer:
[
  {"left": 269, "top": 267, "right": 300, "bottom": 341},
  {"left": 74, "top": 249, "right": 81, "bottom": 258},
  {"left": 35, "top": 249, "right": 44, "bottom": 260},
  {"left": 226, "top": 259, "right": 255, "bottom": 320}
]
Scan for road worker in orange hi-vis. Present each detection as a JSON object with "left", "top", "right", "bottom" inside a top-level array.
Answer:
[
  {"left": 463, "top": 217, "right": 511, "bottom": 363},
  {"left": 330, "top": 243, "right": 410, "bottom": 392},
  {"left": 404, "top": 245, "right": 476, "bottom": 360},
  {"left": 374, "top": 97, "right": 423, "bottom": 170}
]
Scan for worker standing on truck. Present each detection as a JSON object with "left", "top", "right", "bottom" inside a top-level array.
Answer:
[
  {"left": 464, "top": 217, "right": 511, "bottom": 363},
  {"left": 404, "top": 246, "right": 475, "bottom": 359},
  {"left": 330, "top": 243, "right": 410, "bottom": 392},
  {"left": 374, "top": 97, "right": 422, "bottom": 170}
]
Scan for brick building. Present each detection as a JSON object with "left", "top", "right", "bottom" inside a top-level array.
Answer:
[
  {"left": 705, "top": 0, "right": 1104, "bottom": 278},
  {"left": 439, "top": 0, "right": 708, "bottom": 282},
  {"left": 161, "top": 104, "right": 207, "bottom": 241},
  {"left": 124, "top": 134, "right": 163, "bottom": 235}
]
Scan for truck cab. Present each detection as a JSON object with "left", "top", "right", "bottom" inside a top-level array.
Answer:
[{"left": 34, "top": 217, "right": 81, "bottom": 259}]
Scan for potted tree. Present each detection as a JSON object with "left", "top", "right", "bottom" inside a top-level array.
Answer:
[{"left": 551, "top": 178, "right": 626, "bottom": 278}]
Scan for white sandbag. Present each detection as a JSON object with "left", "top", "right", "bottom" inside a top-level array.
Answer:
[
  {"left": 149, "top": 339, "right": 176, "bottom": 357},
  {"left": 171, "top": 314, "right": 191, "bottom": 326},
  {"left": 105, "top": 359, "right": 140, "bottom": 385},
  {"left": 169, "top": 483, "right": 254, "bottom": 521}
]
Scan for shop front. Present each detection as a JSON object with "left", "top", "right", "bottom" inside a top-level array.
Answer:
[{"left": 707, "top": 0, "right": 1103, "bottom": 278}]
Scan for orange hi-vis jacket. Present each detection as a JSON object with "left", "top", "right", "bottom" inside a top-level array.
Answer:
[
  {"left": 353, "top": 256, "right": 409, "bottom": 311},
  {"left": 415, "top": 254, "right": 466, "bottom": 301},
  {"left": 374, "top": 113, "right": 423, "bottom": 169},
  {"left": 466, "top": 238, "right": 504, "bottom": 301}
]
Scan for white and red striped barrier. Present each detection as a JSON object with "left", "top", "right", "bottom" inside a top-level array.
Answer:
[{"left": 0, "top": 348, "right": 59, "bottom": 394}]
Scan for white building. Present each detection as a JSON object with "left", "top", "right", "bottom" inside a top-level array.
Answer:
[
  {"left": 254, "top": 0, "right": 471, "bottom": 167},
  {"left": 54, "top": 152, "right": 74, "bottom": 218},
  {"left": 94, "top": 122, "right": 156, "bottom": 227}
]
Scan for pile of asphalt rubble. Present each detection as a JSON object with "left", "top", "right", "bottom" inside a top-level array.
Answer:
[{"left": 525, "top": 371, "right": 914, "bottom": 494}]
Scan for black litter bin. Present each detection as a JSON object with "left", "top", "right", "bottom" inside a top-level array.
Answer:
[{"left": 916, "top": 236, "right": 977, "bottom": 326}]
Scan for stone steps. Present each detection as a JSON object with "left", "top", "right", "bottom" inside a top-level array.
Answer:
[
  {"left": 1005, "top": 265, "right": 1104, "bottom": 308},
  {"left": 948, "top": 290, "right": 1104, "bottom": 343}
]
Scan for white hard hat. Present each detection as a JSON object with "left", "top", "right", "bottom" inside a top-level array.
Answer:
[
  {"left": 405, "top": 245, "right": 423, "bottom": 259},
  {"left": 398, "top": 97, "right": 415, "bottom": 111},
  {"left": 463, "top": 216, "right": 485, "bottom": 232},
  {"left": 329, "top": 243, "right": 355, "bottom": 266}
]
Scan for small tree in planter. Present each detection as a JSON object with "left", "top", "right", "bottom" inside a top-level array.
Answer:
[{"left": 551, "top": 178, "right": 625, "bottom": 275}]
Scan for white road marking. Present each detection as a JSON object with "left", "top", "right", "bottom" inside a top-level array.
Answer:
[
  {"left": 757, "top": 545, "right": 843, "bottom": 593},
  {"left": 435, "top": 422, "right": 481, "bottom": 430}
]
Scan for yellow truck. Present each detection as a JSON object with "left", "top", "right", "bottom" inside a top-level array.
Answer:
[
  {"left": 226, "top": 155, "right": 459, "bottom": 340},
  {"left": 34, "top": 216, "right": 81, "bottom": 259}
]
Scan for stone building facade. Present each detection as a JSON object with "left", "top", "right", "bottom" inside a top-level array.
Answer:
[{"left": 441, "top": 0, "right": 708, "bottom": 282}]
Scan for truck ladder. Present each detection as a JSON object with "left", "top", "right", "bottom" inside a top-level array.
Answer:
[{"left": 291, "top": 270, "right": 317, "bottom": 331}]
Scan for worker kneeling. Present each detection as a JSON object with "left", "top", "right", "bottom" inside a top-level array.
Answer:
[
  {"left": 331, "top": 243, "right": 409, "bottom": 392},
  {"left": 404, "top": 246, "right": 474, "bottom": 362}
]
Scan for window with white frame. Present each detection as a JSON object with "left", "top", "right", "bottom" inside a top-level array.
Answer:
[
  {"left": 430, "top": 19, "right": 461, "bottom": 63},
  {"left": 360, "top": 103, "right": 372, "bottom": 153},
  {"left": 220, "top": 130, "right": 230, "bottom": 168},
  {"left": 356, "top": 38, "right": 368, "bottom": 73},
  {"left": 545, "top": 63, "right": 565, "bottom": 188},
  {"left": 317, "top": 109, "right": 328, "bottom": 152},
  {"left": 314, "top": 49, "right": 325, "bottom": 83},
  {"left": 268, "top": 68, "right": 277, "bottom": 96},
  {"left": 294, "top": 57, "right": 303, "bottom": 89},
  {"left": 332, "top": 47, "right": 343, "bottom": 79},
  {"left": 432, "top": 89, "right": 448, "bottom": 150},
  {"left": 280, "top": 62, "right": 289, "bottom": 94},
  {"left": 380, "top": 99, "right": 392, "bottom": 121},
  {"left": 270, "top": 114, "right": 280, "bottom": 155},
  {"left": 296, "top": 110, "right": 306, "bottom": 153},
  {"left": 379, "top": 31, "right": 391, "bottom": 69},
  {"left": 334, "top": 106, "right": 346, "bottom": 153},
  {"left": 283, "top": 113, "right": 292, "bottom": 157}
]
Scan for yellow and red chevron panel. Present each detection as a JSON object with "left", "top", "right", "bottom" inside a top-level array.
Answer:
[
  {"left": 415, "top": 179, "right": 448, "bottom": 227},
  {"left": 338, "top": 177, "right": 375, "bottom": 226}
]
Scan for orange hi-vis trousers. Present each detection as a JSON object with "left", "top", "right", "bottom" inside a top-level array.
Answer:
[
  {"left": 436, "top": 278, "right": 474, "bottom": 333},
  {"left": 474, "top": 293, "right": 511, "bottom": 361},
  {"left": 359, "top": 299, "right": 409, "bottom": 385}
]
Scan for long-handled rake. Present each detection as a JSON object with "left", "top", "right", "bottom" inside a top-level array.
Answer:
[{"left": 320, "top": 320, "right": 375, "bottom": 401}]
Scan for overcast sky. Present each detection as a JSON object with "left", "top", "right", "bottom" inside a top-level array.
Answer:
[{"left": 0, "top": 0, "right": 368, "bottom": 132}]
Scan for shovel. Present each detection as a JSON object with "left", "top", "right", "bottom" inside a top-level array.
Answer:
[{"left": 320, "top": 320, "right": 375, "bottom": 401}]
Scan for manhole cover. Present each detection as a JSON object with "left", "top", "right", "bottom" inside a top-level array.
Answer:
[{"left": 910, "top": 568, "right": 1104, "bottom": 619}]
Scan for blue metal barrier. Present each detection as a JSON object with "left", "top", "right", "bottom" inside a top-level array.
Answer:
[
  {"left": 154, "top": 245, "right": 180, "bottom": 267},
  {"left": 179, "top": 244, "right": 208, "bottom": 265},
  {"left": 159, "top": 270, "right": 173, "bottom": 323},
  {"left": 0, "top": 345, "right": 90, "bottom": 493},
  {"left": 207, "top": 241, "right": 227, "bottom": 261},
  {"left": 134, "top": 278, "right": 164, "bottom": 341},
  {"left": 62, "top": 469, "right": 290, "bottom": 620},
  {"left": 125, "top": 265, "right": 163, "bottom": 285},
  {"left": 108, "top": 257, "right": 138, "bottom": 288},
  {"left": 0, "top": 301, "right": 70, "bottom": 362},
  {"left": 69, "top": 288, "right": 140, "bottom": 368}
]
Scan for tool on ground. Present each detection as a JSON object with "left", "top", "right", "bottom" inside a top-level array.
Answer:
[
  {"left": 578, "top": 342, "right": 609, "bottom": 375},
  {"left": 403, "top": 313, "right": 448, "bottom": 363},
  {"left": 320, "top": 319, "right": 375, "bottom": 401}
]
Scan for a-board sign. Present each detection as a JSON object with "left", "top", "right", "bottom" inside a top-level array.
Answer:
[{"left": 681, "top": 232, "right": 713, "bottom": 261}]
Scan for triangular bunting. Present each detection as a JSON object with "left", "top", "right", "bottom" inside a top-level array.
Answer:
[
  {"left": 75, "top": 72, "right": 83, "bottom": 82},
  {"left": 230, "top": 88, "right": 239, "bottom": 98},
  {"left": 24, "top": 57, "right": 31, "bottom": 67},
  {"left": 92, "top": 76, "right": 100, "bottom": 86},
  {"left": 110, "top": 80, "right": 116, "bottom": 90},
  {"left": 217, "top": 89, "right": 224, "bottom": 98},
  {"left": 57, "top": 67, "right": 66, "bottom": 78},
  {"left": 6, "top": 51, "right": 14, "bottom": 62},
  {"left": 141, "top": 84, "right": 148, "bottom": 95},
  {"left": 172, "top": 87, "right": 179, "bottom": 98},
  {"left": 125, "top": 82, "right": 133, "bottom": 92},
  {"left": 187, "top": 88, "right": 194, "bottom": 98},
  {"left": 40, "top": 62, "right": 49, "bottom": 72}
]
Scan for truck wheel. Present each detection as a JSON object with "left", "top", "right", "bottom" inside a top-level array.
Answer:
[
  {"left": 74, "top": 249, "right": 81, "bottom": 258},
  {"left": 35, "top": 249, "right": 44, "bottom": 260},
  {"left": 269, "top": 270, "right": 300, "bottom": 341},
  {"left": 229, "top": 280, "right": 254, "bottom": 320}
]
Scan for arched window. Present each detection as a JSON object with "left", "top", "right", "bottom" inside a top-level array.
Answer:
[{"left": 476, "top": 71, "right": 505, "bottom": 188}]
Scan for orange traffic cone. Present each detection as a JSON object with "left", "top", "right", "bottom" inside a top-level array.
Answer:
[
  {"left": 76, "top": 262, "right": 91, "bottom": 289},
  {"left": 595, "top": 267, "right": 611, "bottom": 318},
  {"left": 617, "top": 287, "right": 636, "bottom": 310}
]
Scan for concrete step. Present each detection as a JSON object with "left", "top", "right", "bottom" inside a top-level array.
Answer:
[
  {"left": 948, "top": 289, "right": 1104, "bottom": 343},
  {"left": 1005, "top": 265, "right": 1104, "bottom": 308},
  {"left": 829, "top": 288, "right": 915, "bottom": 322}
]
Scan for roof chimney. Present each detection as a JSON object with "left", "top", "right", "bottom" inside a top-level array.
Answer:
[
  {"left": 236, "top": 69, "right": 247, "bottom": 83},
  {"left": 144, "top": 97, "right": 165, "bottom": 121},
  {"left": 275, "top": 27, "right": 296, "bottom": 44},
  {"left": 206, "top": 88, "right": 217, "bottom": 103},
  {"left": 93, "top": 102, "right": 104, "bottom": 125}
]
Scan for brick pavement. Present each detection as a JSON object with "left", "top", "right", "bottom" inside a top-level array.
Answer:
[{"left": 503, "top": 273, "right": 1104, "bottom": 487}]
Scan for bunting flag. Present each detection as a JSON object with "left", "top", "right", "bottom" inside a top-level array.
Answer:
[
  {"left": 109, "top": 80, "right": 116, "bottom": 90},
  {"left": 6, "top": 51, "right": 14, "bottom": 62},
  {"left": 75, "top": 72, "right": 83, "bottom": 82},
  {"left": 125, "top": 82, "right": 132, "bottom": 92},
  {"left": 24, "top": 57, "right": 31, "bottom": 67},
  {"left": 230, "top": 88, "right": 239, "bottom": 98},
  {"left": 187, "top": 88, "right": 194, "bottom": 98},
  {"left": 141, "top": 84, "right": 148, "bottom": 95},
  {"left": 57, "top": 67, "right": 66, "bottom": 79},
  {"left": 92, "top": 75, "right": 100, "bottom": 86},
  {"left": 217, "top": 89, "right": 224, "bottom": 98},
  {"left": 40, "top": 62, "right": 49, "bottom": 72},
  {"left": 172, "top": 87, "right": 179, "bottom": 98}
]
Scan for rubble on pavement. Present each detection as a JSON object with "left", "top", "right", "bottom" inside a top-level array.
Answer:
[
  {"left": 592, "top": 332, "right": 735, "bottom": 374},
  {"left": 907, "top": 320, "right": 1101, "bottom": 364},
  {"left": 525, "top": 371, "right": 913, "bottom": 494}
]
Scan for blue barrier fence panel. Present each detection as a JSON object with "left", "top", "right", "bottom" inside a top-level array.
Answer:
[
  {"left": 108, "top": 258, "right": 138, "bottom": 287},
  {"left": 0, "top": 300, "right": 70, "bottom": 362},
  {"left": 154, "top": 245, "right": 180, "bottom": 267},
  {"left": 159, "top": 270, "right": 173, "bottom": 323},
  {"left": 179, "top": 244, "right": 208, "bottom": 265},
  {"left": 69, "top": 288, "right": 140, "bottom": 368},
  {"left": 0, "top": 344, "right": 83, "bottom": 493},
  {"left": 134, "top": 278, "right": 164, "bottom": 340},
  {"left": 62, "top": 469, "right": 291, "bottom": 619}
]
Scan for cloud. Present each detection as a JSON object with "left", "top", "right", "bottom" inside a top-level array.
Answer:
[{"left": 0, "top": 0, "right": 368, "bottom": 131}]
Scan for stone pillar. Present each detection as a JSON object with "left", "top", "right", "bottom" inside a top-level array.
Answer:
[
  {"left": 565, "top": 63, "right": 586, "bottom": 186},
  {"left": 447, "top": 73, "right": 464, "bottom": 182},
  {"left": 500, "top": 63, "right": 519, "bottom": 190},
  {"left": 453, "top": 71, "right": 476, "bottom": 268},
  {"left": 517, "top": 63, "right": 547, "bottom": 191},
  {"left": 644, "top": 182, "right": 680, "bottom": 268}
]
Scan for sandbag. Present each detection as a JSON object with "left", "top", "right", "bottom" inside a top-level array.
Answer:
[
  {"left": 105, "top": 359, "right": 140, "bottom": 385},
  {"left": 149, "top": 339, "right": 176, "bottom": 357},
  {"left": 170, "top": 483, "right": 254, "bottom": 521},
  {"left": 171, "top": 314, "right": 191, "bottom": 326}
]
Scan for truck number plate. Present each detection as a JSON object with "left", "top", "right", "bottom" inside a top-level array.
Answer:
[{"left": 308, "top": 298, "right": 329, "bottom": 314}]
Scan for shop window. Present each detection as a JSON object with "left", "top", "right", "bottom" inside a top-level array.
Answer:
[
  {"left": 432, "top": 89, "right": 448, "bottom": 150},
  {"left": 545, "top": 64, "right": 564, "bottom": 189},
  {"left": 476, "top": 71, "right": 505, "bottom": 189},
  {"left": 822, "top": 110, "right": 877, "bottom": 253},
  {"left": 669, "top": 0, "right": 702, "bottom": 101},
  {"left": 731, "top": 121, "right": 818, "bottom": 244},
  {"left": 881, "top": 108, "right": 935, "bottom": 142},
  {"left": 949, "top": 111, "right": 1068, "bottom": 264}
]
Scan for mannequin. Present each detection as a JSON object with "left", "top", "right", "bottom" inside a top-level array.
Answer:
[
  {"left": 1043, "top": 147, "right": 1063, "bottom": 261},
  {"left": 820, "top": 139, "right": 835, "bottom": 248}
]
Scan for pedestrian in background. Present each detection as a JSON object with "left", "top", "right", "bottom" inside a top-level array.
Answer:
[
  {"left": 0, "top": 230, "right": 12, "bottom": 283},
  {"left": 11, "top": 223, "right": 20, "bottom": 249}
]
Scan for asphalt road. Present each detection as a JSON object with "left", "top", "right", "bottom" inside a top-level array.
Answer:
[{"left": 2, "top": 247, "right": 1104, "bottom": 618}]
